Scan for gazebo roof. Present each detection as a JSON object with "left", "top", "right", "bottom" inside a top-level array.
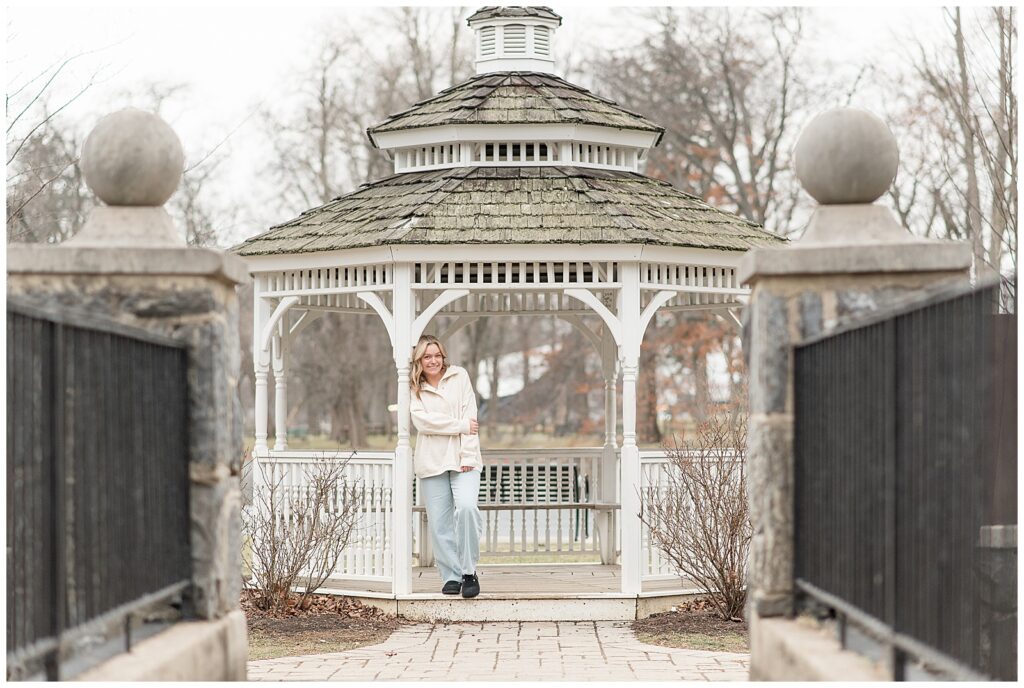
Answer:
[
  {"left": 366, "top": 72, "right": 663, "bottom": 143},
  {"left": 466, "top": 6, "right": 562, "bottom": 23},
  {"left": 233, "top": 166, "right": 782, "bottom": 256}
]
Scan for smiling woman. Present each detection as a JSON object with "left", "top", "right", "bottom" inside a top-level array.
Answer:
[{"left": 409, "top": 334, "right": 485, "bottom": 598}]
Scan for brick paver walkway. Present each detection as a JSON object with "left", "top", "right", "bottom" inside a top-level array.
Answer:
[{"left": 247, "top": 621, "right": 749, "bottom": 681}]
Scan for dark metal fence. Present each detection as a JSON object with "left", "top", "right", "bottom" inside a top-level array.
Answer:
[
  {"left": 7, "top": 301, "right": 192, "bottom": 680},
  {"left": 794, "top": 285, "right": 1016, "bottom": 680}
]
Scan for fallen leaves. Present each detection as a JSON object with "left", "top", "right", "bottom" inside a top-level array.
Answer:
[{"left": 241, "top": 590, "right": 393, "bottom": 622}]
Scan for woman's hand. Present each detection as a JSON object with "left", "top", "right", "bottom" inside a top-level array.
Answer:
[
  {"left": 459, "top": 465, "right": 474, "bottom": 472},
  {"left": 468, "top": 419, "right": 479, "bottom": 435}
]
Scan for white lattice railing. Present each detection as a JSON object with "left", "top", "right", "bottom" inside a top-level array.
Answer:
[
  {"left": 639, "top": 448, "right": 743, "bottom": 580},
  {"left": 471, "top": 447, "right": 608, "bottom": 559},
  {"left": 254, "top": 447, "right": 614, "bottom": 580},
  {"left": 254, "top": 451, "right": 395, "bottom": 581},
  {"left": 252, "top": 447, "right": 740, "bottom": 583},
  {"left": 639, "top": 450, "right": 677, "bottom": 580}
]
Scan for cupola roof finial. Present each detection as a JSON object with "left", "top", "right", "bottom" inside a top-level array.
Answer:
[{"left": 467, "top": 6, "right": 562, "bottom": 75}]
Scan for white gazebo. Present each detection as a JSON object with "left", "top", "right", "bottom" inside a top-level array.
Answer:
[{"left": 235, "top": 5, "right": 781, "bottom": 618}]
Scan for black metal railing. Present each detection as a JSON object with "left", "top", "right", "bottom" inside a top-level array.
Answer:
[
  {"left": 7, "top": 301, "right": 192, "bottom": 680},
  {"left": 794, "top": 284, "right": 1016, "bottom": 680}
]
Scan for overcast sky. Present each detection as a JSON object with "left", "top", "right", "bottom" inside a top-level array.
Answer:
[{"left": 7, "top": 2, "right": 951, "bottom": 244}]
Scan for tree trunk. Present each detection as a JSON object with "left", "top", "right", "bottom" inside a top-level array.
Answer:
[
  {"left": 638, "top": 343, "right": 662, "bottom": 444},
  {"left": 953, "top": 9, "right": 985, "bottom": 269}
]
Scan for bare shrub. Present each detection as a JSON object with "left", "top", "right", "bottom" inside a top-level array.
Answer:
[
  {"left": 640, "top": 407, "right": 750, "bottom": 621},
  {"left": 242, "top": 453, "right": 360, "bottom": 613}
]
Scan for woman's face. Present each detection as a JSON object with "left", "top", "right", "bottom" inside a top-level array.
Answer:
[{"left": 421, "top": 343, "right": 444, "bottom": 377}]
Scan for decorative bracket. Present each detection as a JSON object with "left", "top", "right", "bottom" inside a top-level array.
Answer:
[
  {"left": 564, "top": 288, "right": 622, "bottom": 347},
  {"left": 438, "top": 314, "right": 481, "bottom": 342},
  {"left": 723, "top": 307, "right": 742, "bottom": 329},
  {"left": 638, "top": 290, "right": 676, "bottom": 341},
  {"left": 411, "top": 289, "right": 469, "bottom": 345},
  {"left": 289, "top": 309, "right": 324, "bottom": 337},
  {"left": 357, "top": 291, "right": 396, "bottom": 349},
  {"left": 260, "top": 296, "right": 299, "bottom": 353}
]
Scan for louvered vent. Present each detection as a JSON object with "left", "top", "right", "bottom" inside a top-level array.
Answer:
[
  {"left": 503, "top": 24, "right": 527, "bottom": 54},
  {"left": 479, "top": 25, "right": 496, "bottom": 57},
  {"left": 534, "top": 26, "right": 550, "bottom": 56}
]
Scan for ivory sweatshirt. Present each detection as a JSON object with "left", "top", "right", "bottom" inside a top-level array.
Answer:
[{"left": 410, "top": 365, "right": 483, "bottom": 479}]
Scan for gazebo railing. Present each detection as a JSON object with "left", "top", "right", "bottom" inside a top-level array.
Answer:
[
  {"left": 639, "top": 451, "right": 678, "bottom": 580},
  {"left": 257, "top": 447, "right": 613, "bottom": 577},
  {"left": 254, "top": 447, "right": 735, "bottom": 586},
  {"left": 255, "top": 452, "right": 395, "bottom": 581},
  {"left": 462, "top": 447, "right": 607, "bottom": 561},
  {"left": 639, "top": 449, "right": 743, "bottom": 581}
]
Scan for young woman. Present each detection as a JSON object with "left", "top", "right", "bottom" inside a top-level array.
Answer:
[{"left": 409, "top": 334, "right": 483, "bottom": 598}]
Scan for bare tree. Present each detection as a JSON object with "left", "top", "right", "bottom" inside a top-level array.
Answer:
[
  {"left": 6, "top": 116, "right": 90, "bottom": 243},
  {"left": 262, "top": 7, "right": 472, "bottom": 217},
  {"left": 243, "top": 455, "right": 360, "bottom": 613},
  {"left": 592, "top": 7, "right": 808, "bottom": 235},
  {"left": 5, "top": 44, "right": 103, "bottom": 243},
  {"left": 891, "top": 8, "right": 1016, "bottom": 310},
  {"left": 640, "top": 401, "right": 750, "bottom": 621}
]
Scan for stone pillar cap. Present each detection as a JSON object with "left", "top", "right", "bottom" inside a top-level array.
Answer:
[
  {"left": 739, "top": 106, "right": 972, "bottom": 284},
  {"left": 790, "top": 107, "right": 937, "bottom": 247},
  {"left": 68, "top": 108, "right": 185, "bottom": 247},
  {"left": 794, "top": 107, "right": 899, "bottom": 206}
]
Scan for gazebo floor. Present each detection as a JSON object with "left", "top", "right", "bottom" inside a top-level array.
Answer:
[{"left": 315, "top": 564, "right": 702, "bottom": 621}]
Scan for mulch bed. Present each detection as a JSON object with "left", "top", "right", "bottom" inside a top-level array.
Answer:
[
  {"left": 242, "top": 591, "right": 411, "bottom": 660},
  {"left": 631, "top": 598, "right": 749, "bottom": 652}
]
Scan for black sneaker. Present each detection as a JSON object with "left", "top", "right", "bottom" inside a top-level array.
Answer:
[
  {"left": 441, "top": 580, "right": 461, "bottom": 595},
  {"left": 461, "top": 573, "right": 480, "bottom": 598}
]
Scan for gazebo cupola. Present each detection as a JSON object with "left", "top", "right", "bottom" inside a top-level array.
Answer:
[
  {"left": 468, "top": 6, "right": 561, "bottom": 74},
  {"left": 367, "top": 6, "right": 662, "bottom": 177}
]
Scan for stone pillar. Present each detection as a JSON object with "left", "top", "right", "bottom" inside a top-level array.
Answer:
[
  {"left": 739, "top": 108, "right": 971, "bottom": 619},
  {"left": 7, "top": 108, "right": 249, "bottom": 624}
]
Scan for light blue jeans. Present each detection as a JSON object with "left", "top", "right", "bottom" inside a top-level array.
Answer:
[{"left": 420, "top": 469, "right": 483, "bottom": 583}]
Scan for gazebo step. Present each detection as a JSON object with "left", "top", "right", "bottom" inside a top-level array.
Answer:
[
  {"left": 316, "top": 589, "right": 702, "bottom": 622},
  {"left": 307, "top": 565, "right": 704, "bottom": 620}
]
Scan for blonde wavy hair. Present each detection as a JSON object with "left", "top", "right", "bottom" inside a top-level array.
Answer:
[{"left": 410, "top": 334, "right": 449, "bottom": 398}]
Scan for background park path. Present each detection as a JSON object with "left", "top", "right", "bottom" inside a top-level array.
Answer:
[{"left": 246, "top": 620, "right": 749, "bottom": 681}]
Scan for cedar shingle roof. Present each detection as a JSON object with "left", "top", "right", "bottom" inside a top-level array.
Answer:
[
  {"left": 367, "top": 72, "right": 663, "bottom": 143},
  {"left": 233, "top": 167, "right": 783, "bottom": 256},
  {"left": 466, "top": 6, "right": 562, "bottom": 23}
]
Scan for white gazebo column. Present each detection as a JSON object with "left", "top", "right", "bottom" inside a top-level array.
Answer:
[
  {"left": 272, "top": 329, "right": 288, "bottom": 451},
  {"left": 253, "top": 277, "right": 272, "bottom": 458},
  {"left": 599, "top": 326, "right": 619, "bottom": 565},
  {"left": 391, "top": 264, "right": 414, "bottom": 595},
  {"left": 619, "top": 262, "right": 643, "bottom": 594}
]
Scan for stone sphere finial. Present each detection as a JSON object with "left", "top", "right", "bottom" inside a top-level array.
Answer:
[
  {"left": 81, "top": 108, "right": 184, "bottom": 207},
  {"left": 794, "top": 108, "right": 899, "bottom": 205}
]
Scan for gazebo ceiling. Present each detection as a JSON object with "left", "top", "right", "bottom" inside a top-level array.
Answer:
[
  {"left": 233, "top": 166, "right": 782, "bottom": 256},
  {"left": 366, "top": 72, "right": 663, "bottom": 144}
]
